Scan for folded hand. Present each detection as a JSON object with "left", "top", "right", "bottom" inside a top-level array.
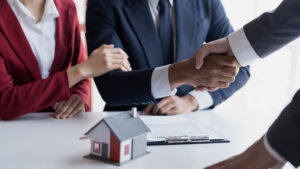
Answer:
[
  {"left": 142, "top": 95, "right": 198, "bottom": 116},
  {"left": 52, "top": 94, "right": 86, "bottom": 119}
]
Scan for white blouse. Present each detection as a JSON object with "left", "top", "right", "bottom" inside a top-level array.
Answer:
[{"left": 7, "top": 0, "right": 59, "bottom": 79}]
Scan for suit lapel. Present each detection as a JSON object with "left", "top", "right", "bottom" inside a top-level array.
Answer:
[
  {"left": 50, "top": 0, "right": 67, "bottom": 75},
  {"left": 123, "top": 0, "right": 164, "bottom": 68},
  {"left": 174, "top": 0, "right": 197, "bottom": 62},
  {"left": 0, "top": 0, "right": 42, "bottom": 80}
]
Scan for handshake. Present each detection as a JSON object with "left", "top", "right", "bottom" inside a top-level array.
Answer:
[
  {"left": 71, "top": 37, "right": 239, "bottom": 93},
  {"left": 169, "top": 37, "right": 240, "bottom": 91}
]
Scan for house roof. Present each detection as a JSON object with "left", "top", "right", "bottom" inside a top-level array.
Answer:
[{"left": 85, "top": 112, "right": 150, "bottom": 141}]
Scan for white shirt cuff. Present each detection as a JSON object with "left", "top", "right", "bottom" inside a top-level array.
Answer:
[
  {"left": 228, "top": 28, "right": 261, "bottom": 66},
  {"left": 151, "top": 65, "right": 177, "bottom": 99},
  {"left": 189, "top": 90, "right": 214, "bottom": 110},
  {"left": 263, "top": 135, "right": 286, "bottom": 163}
]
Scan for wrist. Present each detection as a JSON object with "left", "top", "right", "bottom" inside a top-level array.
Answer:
[
  {"left": 66, "top": 65, "right": 86, "bottom": 87},
  {"left": 169, "top": 60, "right": 190, "bottom": 90},
  {"left": 251, "top": 137, "right": 281, "bottom": 168},
  {"left": 183, "top": 94, "right": 199, "bottom": 111}
]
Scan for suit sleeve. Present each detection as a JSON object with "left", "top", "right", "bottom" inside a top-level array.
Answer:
[
  {"left": 0, "top": 57, "right": 71, "bottom": 120},
  {"left": 229, "top": 0, "right": 300, "bottom": 66},
  {"left": 266, "top": 89, "right": 300, "bottom": 167},
  {"left": 86, "top": 0, "right": 156, "bottom": 107},
  {"left": 205, "top": 0, "right": 250, "bottom": 107},
  {"left": 69, "top": 6, "right": 91, "bottom": 111},
  {"left": 244, "top": 0, "right": 300, "bottom": 58}
]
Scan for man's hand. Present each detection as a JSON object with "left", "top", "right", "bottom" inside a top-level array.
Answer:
[
  {"left": 169, "top": 53, "right": 239, "bottom": 90},
  {"left": 142, "top": 95, "right": 198, "bottom": 115},
  {"left": 205, "top": 137, "right": 284, "bottom": 169},
  {"left": 52, "top": 94, "right": 86, "bottom": 119},
  {"left": 195, "top": 37, "right": 239, "bottom": 69}
]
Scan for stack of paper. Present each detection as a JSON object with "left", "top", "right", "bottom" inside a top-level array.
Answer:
[{"left": 140, "top": 114, "right": 228, "bottom": 145}]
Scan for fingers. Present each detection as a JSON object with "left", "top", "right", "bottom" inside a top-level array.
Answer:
[
  {"left": 99, "top": 44, "right": 114, "bottom": 50},
  {"left": 142, "top": 104, "right": 155, "bottom": 115},
  {"left": 56, "top": 100, "right": 72, "bottom": 117},
  {"left": 142, "top": 97, "right": 174, "bottom": 115},
  {"left": 195, "top": 87, "right": 217, "bottom": 92},
  {"left": 122, "top": 59, "right": 132, "bottom": 71},
  {"left": 157, "top": 103, "right": 174, "bottom": 115},
  {"left": 53, "top": 95, "right": 85, "bottom": 119},
  {"left": 195, "top": 44, "right": 209, "bottom": 70},
  {"left": 66, "top": 103, "right": 85, "bottom": 118},
  {"left": 64, "top": 100, "right": 85, "bottom": 119},
  {"left": 119, "top": 59, "right": 132, "bottom": 72},
  {"left": 111, "top": 57, "right": 131, "bottom": 71},
  {"left": 108, "top": 50, "right": 132, "bottom": 71},
  {"left": 52, "top": 103, "right": 59, "bottom": 110},
  {"left": 220, "top": 66, "right": 239, "bottom": 78},
  {"left": 53, "top": 102, "right": 67, "bottom": 118},
  {"left": 59, "top": 98, "right": 81, "bottom": 119},
  {"left": 219, "top": 55, "right": 240, "bottom": 67},
  {"left": 152, "top": 97, "right": 172, "bottom": 115},
  {"left": 195, "top": 38, "right": 232, "bottom": 70}
]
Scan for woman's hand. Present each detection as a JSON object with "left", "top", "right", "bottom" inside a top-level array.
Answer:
[
  {"left": 67, "top": 44, "right": 131, "bottom": 87},
  {"left": 52, "top": 94, "right": 85, "bottom": 119},
  {"left": 80, "top": 44, "right": 131, "bottom": 78}
]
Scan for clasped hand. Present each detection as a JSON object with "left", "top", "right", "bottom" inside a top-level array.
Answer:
[
  {"left": 169, "top": 45, "right": 240, "bottom": 91},
  {"left": 193, "top": 37, "right": 241, "bottom": 91}
]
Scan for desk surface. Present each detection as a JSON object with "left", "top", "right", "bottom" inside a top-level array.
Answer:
[{"left": 0, "top": 108, "right": 295, "bottom": 169}]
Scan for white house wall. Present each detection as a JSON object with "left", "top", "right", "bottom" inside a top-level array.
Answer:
[
  {"left": 119, "top": 139, "right": 132, "bottom": 163},
  {"left": 90, "top": 122, "right": 110, "bottom": 157}
]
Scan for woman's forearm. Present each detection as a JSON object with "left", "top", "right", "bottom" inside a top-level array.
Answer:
[{"left": 66, "top": 64, "right": 88, "bottom": 88}]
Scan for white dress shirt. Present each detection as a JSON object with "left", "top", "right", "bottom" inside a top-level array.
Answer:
[
  {"left": 228, "top": 28, "right": 286, "bottom": 163},
  {"left": 7, "top": 0, "right": 59, "bottom": 79},
  {"left": 228, "top": 28, "right": 261, "bottom": 66},
  {"left": 149, "top": 0, "right": 214, "bottom": 110}
]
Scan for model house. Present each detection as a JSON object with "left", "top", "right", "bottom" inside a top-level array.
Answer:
[{"left": 84, "top": 110, "right": 150, "bottom": 165}]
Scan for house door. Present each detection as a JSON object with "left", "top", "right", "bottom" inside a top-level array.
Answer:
[
  {"left": 132, "top": 134, "right": 147, "bottom": 159},
  {"left": 101, "top": 143, "right": 108, "bottom": 158}
]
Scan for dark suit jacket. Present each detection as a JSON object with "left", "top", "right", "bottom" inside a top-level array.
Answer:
[
  {"left": 86, "top": 0, "right": 250, "bottom": 111},
  {"left": 242, "top": 0, "right": 300, "bottom": 166},
  {"left": 0, "top": 0, "right": 90, "bottom": 120}
]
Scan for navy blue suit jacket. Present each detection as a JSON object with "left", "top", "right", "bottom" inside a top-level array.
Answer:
[{"left": 86, "top": 0, "right": 250, "bottom": 111}]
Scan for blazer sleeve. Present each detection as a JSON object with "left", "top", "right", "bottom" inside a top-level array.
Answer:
[
  {"left": 266, "top": 89, "right": 300, "bottom": 167},
  {"left": 69, "top": 6, "right": 91, "bottom": 112},
  {"left": 0, "top": 57, "right": 71, "bottom": 120},
  {"left": 86, "top": 0, "right": 156, "bottom": 107},
  {"left": 244, "top": 0, "right": 300, "bottom": 58},
  {"left": 206, "top": 0, "right": 250, "bottom": 107}
]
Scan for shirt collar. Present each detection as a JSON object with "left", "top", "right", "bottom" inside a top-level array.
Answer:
[
  {"left": 42, "top": 0, "right": 59, "bottom": 21},
  {"left": 7, "top": 0, "right": 59, "bottom": 23},
  {"left": 148, "top": 0, "right": 173, "bottom": 8}
]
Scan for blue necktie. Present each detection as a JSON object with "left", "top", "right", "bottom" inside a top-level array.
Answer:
[{"left": 159, "top": 0, "right": 174, "bottom": 64}]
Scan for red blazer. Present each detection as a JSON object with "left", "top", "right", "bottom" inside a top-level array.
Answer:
[{"left": 0, "top": 0, "right": 90, "bottom": 120}]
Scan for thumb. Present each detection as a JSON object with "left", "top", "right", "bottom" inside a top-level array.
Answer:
[{"left": 195, "top": 44, "right": 210, "bottom": 69}]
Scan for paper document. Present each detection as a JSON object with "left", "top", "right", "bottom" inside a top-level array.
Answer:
[{"left": 140, "top": 114, "right": 228, "bottom": 145}]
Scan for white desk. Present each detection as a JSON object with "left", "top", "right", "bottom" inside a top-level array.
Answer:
[{"left": 0, "top": 108, "right": 295, "bottom": 169}]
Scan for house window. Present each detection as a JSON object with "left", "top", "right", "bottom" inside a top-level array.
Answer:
[
  {"left": 124, "top": 144, "right": 130, "bottom": 156},
  {"left": 93, "top": 142, "right": 101, "bottom": 154}
]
